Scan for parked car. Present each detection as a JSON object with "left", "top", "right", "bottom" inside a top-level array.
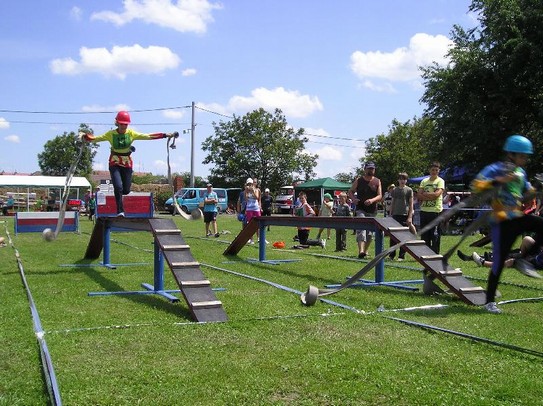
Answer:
[
  {"left": 274, "top": 185, "right": 295, "bottom": 214},
  {"left": 165, "top": 187, "right": 228, "bottom": 215}
]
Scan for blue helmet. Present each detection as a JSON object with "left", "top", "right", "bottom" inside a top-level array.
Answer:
[
  {"left": 237, "top": 213, "right": 245, "bottom": 222},
  {"left": 504, "top": 135, "right": 533, "bottom": 154}
]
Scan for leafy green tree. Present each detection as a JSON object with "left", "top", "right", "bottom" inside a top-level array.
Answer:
[
  {"left": 132, "top": 173, "right": 168, "bottom": 185},
  {"left": 38, "top": 124, "right": 97, "bottom": 177},
  {"left": 421, "top": 0, "right": 543, "bottom": 174},
  {"left": 202, "top": 108, "right": 317, "bottom": 192},
  {"left": 356, "top": 117, "right": 434, "bottom": 188},
  {"left": 334, "top": 172, "right": 356, "bottom": 184}
]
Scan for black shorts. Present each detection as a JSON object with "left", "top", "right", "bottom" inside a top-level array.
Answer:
[{"left": 204, "top": 211, "right": 217, "bottom": 223}]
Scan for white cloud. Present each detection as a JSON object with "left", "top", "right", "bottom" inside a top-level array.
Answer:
[
  {"left": 50, "top": 44, "right": 180, "bottom": 79},
  {"left": 70, "top": 6, "right": 83, "bottom": 21},
  {"left": 313, "top": 145, "right": 342, "bottom": 161},
  {"left": 182, "top": 68, "right": 197, "bottom": 76},
  {"left": 162, "top": 110, "right": 185, "bottom": 119},
  {"left": 81, "top": 104, "right": 131, "bottom": 113},
  {"left": 91, "top": 0, "right": 222, "bottom": 34},
  {"left": 227, "top": 87, "right": 323, "bottom": 118},
  {"left": 359, "top": 80, "right": 397, "bottom": 93},
  {"left": 5, "top": 135, "right": 20, "bottom": 143},
  {"left": 350, "top": 33, "right": 452, "bottom": 87},
  {"left": 0, "top": 118, "right": 10, "bottom": 129}
]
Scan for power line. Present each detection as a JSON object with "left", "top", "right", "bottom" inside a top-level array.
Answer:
[{"left": 0, "top": 106, "right": 191, "bottom": 114}]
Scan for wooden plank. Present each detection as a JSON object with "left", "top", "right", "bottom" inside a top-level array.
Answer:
[
  {"left": 223, "top": 219, "right": 259, "bottom": 255},
  {"left": 84, "top": 220, "right": 104, "bottom": 259},
  {"left": 439, "top": 269, "right": 463, "bottom": 276},
  {"left": 171, "top": 261, "right": 200, "bottom": 267},
  {"left": 162, "top": 244, "right": 190, "bottom": 250},
  {"left": 180, "top": 280, "right": 211, "bottom": 287},
  {"left": 191, "top": 300, "right": 223, "bottom": 308},
  {"left": 420, "top": 254, "right": 444, "bottom": 260}
]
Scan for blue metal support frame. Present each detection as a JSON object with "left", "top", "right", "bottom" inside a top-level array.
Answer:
[{"left": 252, "top": 216, "right": 422, "bottom": 291}]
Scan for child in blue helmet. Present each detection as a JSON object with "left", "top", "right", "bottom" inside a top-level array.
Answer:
[{"left": 471, "top": 135, "right": 543, "bottom": 313}]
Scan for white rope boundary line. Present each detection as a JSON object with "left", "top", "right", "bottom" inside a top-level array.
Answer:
[{"left": 3, "top": 223, "right": 62, "bottom": 405}]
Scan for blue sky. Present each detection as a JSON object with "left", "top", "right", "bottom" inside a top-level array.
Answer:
[{"left": 0, "top": 0, "right": 476, "bottom": 180}]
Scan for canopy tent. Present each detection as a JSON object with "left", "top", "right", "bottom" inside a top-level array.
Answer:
[
  {"left": 408, "top": 166, "right": 475, "bottom": 187},
  {"left": 0, "top": 175, "right": 91, "bottom": 188},
  {"left": 0, "top": 175, "right": 91, "bottom": 211},
  {"left": 295, "top": 177, "right": 351, "bottom": 206}
]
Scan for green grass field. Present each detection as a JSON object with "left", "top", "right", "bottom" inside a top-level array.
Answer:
[{"left": 2, "top": 213, "right": 543, "bottom": 405}]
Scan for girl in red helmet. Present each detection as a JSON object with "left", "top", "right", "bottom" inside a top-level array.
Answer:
[{"left": 80, "top": 111, "right": 178, "bottom": 216}]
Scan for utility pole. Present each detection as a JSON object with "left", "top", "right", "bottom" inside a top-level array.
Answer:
[{"left": 190, "top": 101, "right": 195, "bottom": 187}]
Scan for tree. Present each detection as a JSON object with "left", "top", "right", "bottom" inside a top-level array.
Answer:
[
  {"left": 421, "top": 0, "right": 543, "bottom": 174},
  {"left": 38, "top": 124, "right": 97, "bottom": 177},
  {"left": 202, "top": 108, "right": 318, "bottom": 192},
  {"left": 355, "top": 117, "right": 434, "bottom": 188}
]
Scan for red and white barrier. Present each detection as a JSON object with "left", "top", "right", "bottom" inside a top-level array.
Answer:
[{"left": 15, "top": 212, "right": 79, "bottom": 234}]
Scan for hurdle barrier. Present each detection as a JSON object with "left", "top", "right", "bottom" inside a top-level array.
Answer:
[{"left": 14, "top": 211, "right": 79, "bottom": 235}]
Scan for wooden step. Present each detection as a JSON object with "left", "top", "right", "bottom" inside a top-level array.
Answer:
[
  {"left": 404, "top": 240, "right": 426, "bottom": 245},
  {"left": 171, "top": 261, "right": 200, "bottom": 267},
  {"left": 459, "top": 286, "right": 485, "bottom": 293},
  {"left": 388, "top": 226, "right": 410, "bottom": 232},
  {"left": 162, "top": 244, "right": 190, "bottom": 250},
  {"left": 180, "top": 280, "right": 211, "bottom": 287},
  {"left": 154, "top": 229, "right": 181, "bottom": 234},
  {"left": 439, "top": 269, "right": 462, "bottom": 276},
  {"left": 191, "top": 300, "right": 223, "bottom": 308},
  {"left": 421, "top": 254, "right": 444, "bottom": 260}
]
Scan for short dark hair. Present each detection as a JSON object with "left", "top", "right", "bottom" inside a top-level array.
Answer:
[{"left": 429, "top": 161, "right": 441, "bottom": 169}]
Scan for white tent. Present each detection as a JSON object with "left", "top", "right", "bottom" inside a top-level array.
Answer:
[
  {"left": 0, "top": 175, "right": 91, "bottom": 188},
  {"left": 0, "top": 175, "right": 91, "bottom": 211}
]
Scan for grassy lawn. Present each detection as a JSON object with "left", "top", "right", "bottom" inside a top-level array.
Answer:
[{"left": 1, "top": 213, "right": 543, "bottom": 405}]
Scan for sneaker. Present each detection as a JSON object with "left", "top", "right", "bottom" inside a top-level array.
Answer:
[
  {"left": 358, "top": 252, "right": 366, "bottom": 259},
  {"left": 472, "top": 252, "right": 485, "bottom": 267},
  {"left": 214, "top": 233, "right": 220, "bottom": 238},
  {"left": 320, "top": 239, "right": 326, "bottom": 249},
  {"left": 397, "top": 258, "right": 404, "bottom": 262},
  {"left": 484, "top": 302, "right": 502, "bottom": 314},
  {"left": 116, "top": 212, "right": 125, "bottom": 217},
  {"left": 206, "top": 231, "right": 212, "bottom": 237},
  {"left": 247, "top": 239, "right": 254, "bottom": 245},
  {"left": 265, "top": 240, "right": 269, "bottom": 245}
]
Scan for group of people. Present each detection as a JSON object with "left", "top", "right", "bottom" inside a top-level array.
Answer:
[{"left": 83, "top": 113, "right": 541, "bottom": 314}]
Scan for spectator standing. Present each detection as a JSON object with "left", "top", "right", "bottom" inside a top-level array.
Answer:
[
  {"left": 316, "top": 193, "right": 334, "bottom": 240},
  {"left": 261, "top": 188, "right": 273, "bottom": 231},
  {"left": 203, "top": 183, "right": 220, "bottom": 237},
  {"left": 334, "top": 192, "right": 352, "bottom": 251},
  {"left": 389, "top": 172, "right": 414, "bottom": 261},
  {"left": 349, "top": 161, "right": 382, "bottom": 259},
  {"left": 244, "top": 178, "right": 263, "bottom": 244},
  {"left": 417, "top": 162, "right": 445, "bottom": 254},
  {"left": 383, "top": 184, "right": 395, "bottom": 217}
]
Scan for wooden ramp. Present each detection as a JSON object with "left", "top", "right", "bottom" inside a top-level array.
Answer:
[
  {"left": 148, "top": 218, "right": 227, "bottom": 322},
  {"left": 223, "top": 219, "right": 259, "bottom": 256},
  {"left": 373, "top": 217, "right": 487, "bottom": 306}
]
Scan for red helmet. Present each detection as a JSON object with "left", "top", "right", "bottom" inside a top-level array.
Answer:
[{"left": 115, "top": 111, "right": 131, "bottom": 125}]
